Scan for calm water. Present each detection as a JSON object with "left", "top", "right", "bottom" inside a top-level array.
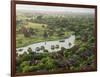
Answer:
[{"left": 17, "top": 35, "right": 75, "bottom": 55}]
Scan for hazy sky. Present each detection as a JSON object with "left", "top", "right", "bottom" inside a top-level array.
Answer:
[{"left": 16, "top": 4, "right": 95, "bottom": 14}]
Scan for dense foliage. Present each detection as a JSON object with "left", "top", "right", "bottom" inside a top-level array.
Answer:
[{"left": 16, "top": 12, "right": 96, "bottom": 73}]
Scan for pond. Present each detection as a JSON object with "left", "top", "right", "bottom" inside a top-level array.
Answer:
[{"left": 16, "top": 35, "right": 75, "bottom": 55}]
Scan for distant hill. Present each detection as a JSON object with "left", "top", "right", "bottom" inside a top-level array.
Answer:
[{"left": 16, "top": 9, "right": 94, "bottom": 16}]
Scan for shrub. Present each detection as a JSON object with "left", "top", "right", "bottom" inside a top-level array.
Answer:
[
  {"left": 34, "top": 53, "right": 48, "bottom": 60},
  {"left": 37, "top": 63, "right": 45, "bottom": 69},
  {"left": 64, "top": 51, "right": 69, "bottom": 58},
  {"left": 61, "top": 47, "right": 66, "bottom": 51},
  {"left": 18, "top": 40, "right": 22, "bottom": 44},
  {"left": 43, "top": 49, "right": 48, "bottom": 52},
  {"left": 29, "top": 65, "right": 40, "bottom": 71}
]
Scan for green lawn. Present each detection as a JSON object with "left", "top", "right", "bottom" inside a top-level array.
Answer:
[
  {"left": 16, "top": 34, "right": 44, "bottom": 48},
  {"left": 16, "top": 22, "right": 47, "bottom": 48},
  {"left": 24, "top": 22, "right": 47, "bottom": 30},
  {"left": 16, "top": 33, "right": 61, "bottom": 48},
  {"left": 16, "top": 22, "right": 72, "bottom": 48}
]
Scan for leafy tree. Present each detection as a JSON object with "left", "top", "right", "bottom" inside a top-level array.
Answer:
[
  {"left": 20, "top": 26, "right": 31, "bottom": 37},
  {"left": 41, "top": 57, "right": 56, "bottom": 70},
  {"left": 20, "top": 61, "right": 30, "bottom": 68},
  {"left": 43, "top": 31, "right": 48, "bottom": 45},
  {"left": 27, "top": 47, "right": 32, "bottom": 54},
  {"left": 29, "top": 28, "right": 36, "bottom": 35},
  {"left": 22, "top": 65, "right": 31, "bottom": 73},
  {"left": 37, "top": 15, "right": 42, "bottom": 20},
  {"left": 29, "top": 65, "right": 40, "bottom": 71}
]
